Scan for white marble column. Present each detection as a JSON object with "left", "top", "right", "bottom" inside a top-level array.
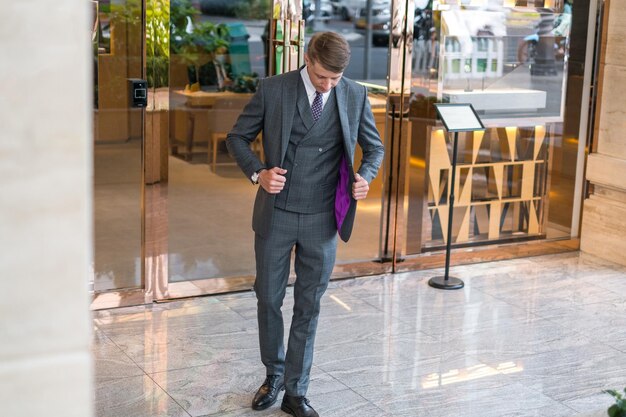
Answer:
[{"left": 0, "top": 2, "right": 94, "bottom": 417}]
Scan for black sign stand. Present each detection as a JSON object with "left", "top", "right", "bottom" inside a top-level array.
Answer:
[{"left": 428, "top": 103, "right": 485, "bottom": 290}]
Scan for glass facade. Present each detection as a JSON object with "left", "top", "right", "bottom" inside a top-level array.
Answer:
[
  {"left": 403, "top": 0, "right": 583, "bottom": 255},
  {"left": 91, "top": 0, "right": 592, "bottom": 305}
]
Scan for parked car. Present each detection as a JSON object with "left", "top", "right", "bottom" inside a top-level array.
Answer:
[
  {"left": 336, "top": 0, "right": 367, "bottom": 21},
  {"left": 356, "top": 5, "right": 434, "bottom": 47},
  {"left": 329, "top": 0, "right": 342, "bottom": 14},
  {"left": 353, "top": 0, "right": 391, "bottom": 46},
  {"left": 303, "top": 0, "right": 334, "bottom": 23}
]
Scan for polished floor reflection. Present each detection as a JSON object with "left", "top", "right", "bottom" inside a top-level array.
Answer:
[{"left": 92, "top": 252, "right": 626, "bottom": 417}]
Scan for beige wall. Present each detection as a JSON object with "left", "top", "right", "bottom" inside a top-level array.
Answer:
[
  {"left": 0, "top": 2, "right": 94, "bottom": 417},
  {"left": 581, "top": 1, "right": 626, "bottom": 266}
]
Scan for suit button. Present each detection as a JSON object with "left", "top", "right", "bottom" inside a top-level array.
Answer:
[{"left": 318, "top": 148, "right": 323, "bottom": 152}]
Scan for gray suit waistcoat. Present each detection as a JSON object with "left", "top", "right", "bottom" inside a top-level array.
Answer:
[{"left": 275, "top": 81, "right": 343, "bottom": 214}]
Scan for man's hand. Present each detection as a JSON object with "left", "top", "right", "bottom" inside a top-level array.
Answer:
[
  {"left": 352, "top": 173, "right": 369, "bottom": 200},
  {"left": 259, "top": 167, "right": 287, "bottom": 194}
]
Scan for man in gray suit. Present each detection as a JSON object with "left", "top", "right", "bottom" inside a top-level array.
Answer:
[{"left": 226, "top": 32, "right": 384, "bottom": 417}]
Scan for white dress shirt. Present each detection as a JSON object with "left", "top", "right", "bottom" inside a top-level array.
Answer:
[{"left": 300, "top": 66, "right": 331, "bottom": 109}]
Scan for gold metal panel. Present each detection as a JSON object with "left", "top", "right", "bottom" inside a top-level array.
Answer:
[
  {"left": 528, "top": 200, "right": 540, "bottom": 234},
  {"left": 438, "top": 206, "right": 449, "bottom": 244},
  {"left": 428, "top": 129, "right": 449, "bottom": 206},
  {"left": 457, "top": 207, "right": 471, "bottom": 242},
  {"left": 423, "top": 123, "right": 553, "bottom": 248},
  {"left": 488, "top": 202, "right": 502, "bottom": 239},
  {"left": 493, "top": 163, "right": 504, "bottom": 199},
  {"left": 270, "top": 0, "right": 304, "bottom": 75},
  {"left": 534, "top": 125, "right": 546, "bottom": 160},
  {"left": 521, "top": 161, "right": 535, "bottom": 200},
  {"left": 472, "top": 130, "right": 484, "bottom": 164},
  {"left": 458, "top": 167, "right": 473, "bottom": 206},
  {"left": 505, "top": 126, "right": 517, "bottom": 161}
]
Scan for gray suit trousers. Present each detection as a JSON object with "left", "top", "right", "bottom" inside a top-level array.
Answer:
[{"left": 254, "top": 207, "right": 337, "bottom": 396}]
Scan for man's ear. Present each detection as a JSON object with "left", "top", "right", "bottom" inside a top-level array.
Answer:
[{"left": 304, "top": 53, "right": 309, "bottom": 65}]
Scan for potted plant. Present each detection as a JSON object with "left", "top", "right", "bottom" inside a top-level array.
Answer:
[
  {"left": 170, "top": 0, "right": 232, "bottom": 91},
  {"left": 605, "top": 388, "right": 626, "bottom": 417},
  {"left": 173, "top": 21, "right": 231, "bottom": 90}
]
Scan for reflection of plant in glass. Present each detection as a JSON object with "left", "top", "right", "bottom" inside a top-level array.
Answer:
[
  {"left": 235, "top": 0, "right": 271, "bottom": 20},
  {"left": 175, "top": 20, "right": 231, "bottom": 89},
  {"left": 110, "top": 0, "right": 142, "bottom": 28},
  {"left": 170, "top": 0, "right": 230, "bottom": 87},
  {"left": 100, "top": 0, "right": 142, "bottom": 99},
  {"left": 147, "top": 0, "right": 170, "bottom": 88},
  {"left": 171, "top": 0, "right": 198, "bottom": 41},
  {"left": 605, "top": 388, "right": 626, "bottom": 417},
  {"left": 172, "top": 0, "right": 261, "bottom": 91},
  {"left": 194, "top": 22, "right": 230, "bottom": 55},
  {"left": 227, "top": 73, "right": 259, "bottom": 93}
]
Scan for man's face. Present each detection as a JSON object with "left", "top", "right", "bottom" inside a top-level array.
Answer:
[{"left": 304, "top": 55, "right": 343, "bottom": 93}]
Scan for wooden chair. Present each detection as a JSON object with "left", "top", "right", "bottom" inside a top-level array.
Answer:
[{"left": 208, "top": 95, "right": 263, "bottom": 172}]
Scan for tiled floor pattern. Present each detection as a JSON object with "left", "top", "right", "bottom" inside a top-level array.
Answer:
[{"left": 93, "top": 252, "right": 626, "bottom": 417}]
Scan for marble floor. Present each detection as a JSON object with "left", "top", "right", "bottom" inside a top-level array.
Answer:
[{"left": 92, "top": 251, "right": 626, "bottom": 417}]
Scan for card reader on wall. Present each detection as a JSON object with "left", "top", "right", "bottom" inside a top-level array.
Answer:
[{"left": 128, "top": 78, "right": 148, "bottom": 108}]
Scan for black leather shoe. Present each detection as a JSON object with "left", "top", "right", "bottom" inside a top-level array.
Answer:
[
  {"left": 281, "top": 394, "right": 319, "bottom": 417},
  {"left": 251, "top": 375, "right": 285, "bottom": 410}
]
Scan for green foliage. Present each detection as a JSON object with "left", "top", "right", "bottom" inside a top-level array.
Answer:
[
  {"left": 234, "top": 0, "right": 271, "bottom": 20},
  {"left": 147, "top": 0, "right": 170, "bottom": 88},
  {"left": 170, "top": 0, "right": 198, "bottom": 55},
  {"left": 176, "top": 22, "right": 230, "bottom": 67},
  {"left": 110, "top": 0, "right": 142, "bottom": 26},
  {"left": 227, "top": 73, "right": 259, "bottom": 93},
  {"left": 193, "top": 22, "right": 230, "bottom": 55},
  {"left": 170, "top": 0, "right": 198, "bottom": 33},
  {"left": 172, "top": 18, "right": 230, "bottom": 86},
  {"left": 605, "top": 388, "right": 626, "bottom": 417}
]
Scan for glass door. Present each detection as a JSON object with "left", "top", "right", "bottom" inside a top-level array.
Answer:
[
  {"left": 92, "top": 0, "right": 146, "bottom": 304},
  {"left": 393, "top": 0, "right": 589, "bottom": 271},
  {"left": 89, "top": 0, "right": 591, "bottom": 308},
  {"left": 162, "top": 0, "right": 392, "bottom": 299}
]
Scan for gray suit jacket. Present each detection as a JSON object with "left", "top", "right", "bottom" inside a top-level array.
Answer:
[{"left": 226, "top": 69, "right": 384, "bottom": 242}]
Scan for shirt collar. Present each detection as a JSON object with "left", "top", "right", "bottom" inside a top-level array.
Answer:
[{"left": 300, "top": 66, "right": 330, "bottom": 101}]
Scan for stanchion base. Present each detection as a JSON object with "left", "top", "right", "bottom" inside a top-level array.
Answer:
[{"left": 428, "top": 276, "right": 464, "bottom": 290}]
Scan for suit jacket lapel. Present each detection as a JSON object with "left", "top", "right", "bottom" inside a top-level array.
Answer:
[
  {"left": 281, "top": 71, "right": 299, "bottom": 164},
  {"left": 296, "top": 80, "right": 314, "bottom": 132},
  {"left": 335, "top": 80, "right": 353, "bottom": 164}
]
